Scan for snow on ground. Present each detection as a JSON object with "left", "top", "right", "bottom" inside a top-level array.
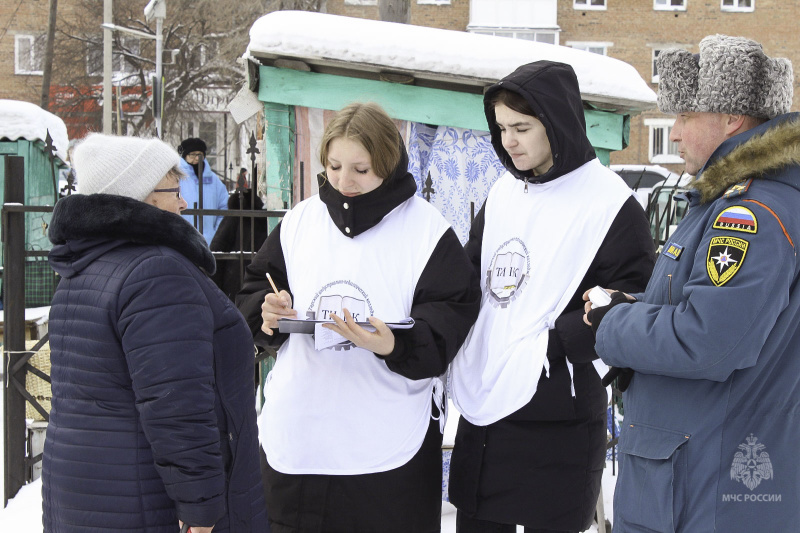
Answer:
[
  {"left": 2, "top": 479, "right": 43, "bottom": 533},
  {"left": 1, "top": 467, "right": 617, "bottom": 533}
]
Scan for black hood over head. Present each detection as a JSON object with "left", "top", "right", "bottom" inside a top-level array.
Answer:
[{"left": 484, "top": 60, "right": 597, "bottom": 184}]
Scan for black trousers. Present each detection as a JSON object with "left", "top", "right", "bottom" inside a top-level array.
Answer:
[
  {"left": 449, "top": 413, "right": 605, "bottom": 531},
  {"left": 261, "top": 416, "right": 442, "bottom": 533}
]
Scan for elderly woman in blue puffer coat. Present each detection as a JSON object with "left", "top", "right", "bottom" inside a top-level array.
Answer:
[{"left": 42, "top": 133, "right": 269, "bottom": 533}]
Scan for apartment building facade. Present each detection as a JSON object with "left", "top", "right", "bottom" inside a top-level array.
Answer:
[
  {"left": 327, "top": 0, "right": 800, "bottom": 172},
  {"left": 1, "top": 0, "right": 255, "bottom": 185}
]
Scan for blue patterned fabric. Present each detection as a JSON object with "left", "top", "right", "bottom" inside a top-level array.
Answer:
[{"left": 407, "top": 123, "right": 507, "bottom": 244}]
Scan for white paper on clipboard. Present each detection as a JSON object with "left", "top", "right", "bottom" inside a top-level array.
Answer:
[
  {"left": 277, "top": 317, "right": 414, "bottom": 334},
  {"left": 276, "top": 317, "right": 414, "bottom": 351}
]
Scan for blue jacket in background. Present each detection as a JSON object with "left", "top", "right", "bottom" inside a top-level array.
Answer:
[
  {"left": 179, "top": 157, "right": 229, "bottom": 244},
  {"left": 43, "top": 194, "right": 268, "bottom": 533},
  {"left": 596, "top": 114, "right": 800, "bottom": 532}
]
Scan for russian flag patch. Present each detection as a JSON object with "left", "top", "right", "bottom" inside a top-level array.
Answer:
[{"left": 712, "top": 206, "right": 757, "bottom": 234}]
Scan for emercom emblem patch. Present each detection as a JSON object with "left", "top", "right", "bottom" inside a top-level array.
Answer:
[
  {"left": 706, "top": 236, "right": 748, "bottom": 287},
  {"left": 713, "top": 206, "right": 758, "bottom": 234}
]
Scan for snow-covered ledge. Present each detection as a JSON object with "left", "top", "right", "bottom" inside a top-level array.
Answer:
[{"left": 245, "top": 10, "right": 656, "bottom": 114}]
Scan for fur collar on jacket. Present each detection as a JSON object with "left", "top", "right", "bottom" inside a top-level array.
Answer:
[
  {"left": 693, "top": 115, "right": 800, "bottom": 203},
  {"left": 49, "top": 193, "right": 215, "bottom": 274}
]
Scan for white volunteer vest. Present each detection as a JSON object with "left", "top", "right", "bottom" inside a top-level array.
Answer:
[
  {"left": 259, "top": 194, "right": 450, "bottom": 475},
  {"left": 449, "top": 159, "right": 632, "bottom": 426}
]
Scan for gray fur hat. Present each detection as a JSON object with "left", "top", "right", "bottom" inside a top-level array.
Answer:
[{"left": 657, "top": 34, "right": 793, "bottom": 119}]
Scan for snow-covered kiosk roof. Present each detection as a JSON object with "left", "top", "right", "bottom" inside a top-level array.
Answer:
[
  {"left": 0, "top": 100, "right": 69, "bottom": 162},
  {"left": 245, "top": 10, "right": 657, "bottom": 115}
]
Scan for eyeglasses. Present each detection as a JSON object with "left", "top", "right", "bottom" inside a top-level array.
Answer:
[
  {"left": 185, "top": 151, "right": 204, "bottom": 160},
  {"left": 153, "top": 187, "right": 182, "bottom": 199}
]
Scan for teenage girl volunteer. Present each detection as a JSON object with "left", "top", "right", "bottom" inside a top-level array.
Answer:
[{"left": 237, "top": 102, "right": 481, "bottom": 533}]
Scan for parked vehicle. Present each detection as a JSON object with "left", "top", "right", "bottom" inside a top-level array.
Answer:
[
  {"left": 611, "top": 164, "right": 692, "bottom": 251},
  {"left": 647, "top": 183, "right": 689, "bottom": 251},
  {"left": 610, "top": 164, "right": 683, "bottom": 207}
]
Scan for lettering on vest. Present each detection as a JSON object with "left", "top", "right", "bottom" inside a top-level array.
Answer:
[
  {"left": 307, "top": 280, "right": 375, "bottom": 351},
  {"left": 486, "top": 237, "right": 531, "bottom": 308}
]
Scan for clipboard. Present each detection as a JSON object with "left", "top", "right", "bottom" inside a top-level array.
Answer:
[{"left": 277, "top": 317, "right": 414, "bottom": 334}]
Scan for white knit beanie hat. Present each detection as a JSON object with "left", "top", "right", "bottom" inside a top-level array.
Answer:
[{"left": 74, "top": 133, "right": 181, "bottom": 201}]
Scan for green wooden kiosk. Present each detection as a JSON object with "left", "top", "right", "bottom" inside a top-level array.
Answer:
[{"left": 0, "top": 100, "right": 69, "bottom": 307}]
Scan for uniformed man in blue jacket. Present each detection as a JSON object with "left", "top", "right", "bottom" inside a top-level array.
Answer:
[{"left": 585, "top": 34, "right": 800, "bottom": 532}]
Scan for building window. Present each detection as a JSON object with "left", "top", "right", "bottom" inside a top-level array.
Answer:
[
  {"left": 418, "top": 0, "right": 450, "bottom": 4},
  {"left": 721, "top": 0, "right": 753, "bottom": 11},
  {"left": 469, "top": 0, "right": 558, "bottom": 42},
  {"left": 646, "top": 119, "right": 682, "bottom": 164},
  {"left": 574, "top": 0, "right": 607, "bottom": 10},
  {"left": 654, "top": 0, "right": 687, "bottom": 10},
  {"left": 87, "top": 37, "right": 142, "bottom": 77},
  {"left": 15, "top": 34, "right": 45, "bottom": 75},
  {"left": 652, "top": 49, "right": 663, "bottom": 83},
  {"left": 472, "top": 28, "right": 558, "bottom": 45},
  {"left": 344, "top": 0, "right": 377, "bottom": 4},
  {"left": 567, "top": 41, "right": 610, "bottom": 55},
  {"left": 189, "top": 41, "right": 219, "bottom": 70}
]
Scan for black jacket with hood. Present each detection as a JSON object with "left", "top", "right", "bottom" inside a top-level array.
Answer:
[
  {"left": 449, "top": 61, "right": 655, "bottom": 530},
  {"left": 470, "top": 60, "right": 655, "bottom": 422},
  {"left": 42, "top": 194, "right": 268, "bottom": 533}
]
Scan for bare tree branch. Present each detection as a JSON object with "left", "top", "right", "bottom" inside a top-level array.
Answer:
[{"left": 49, "top": 0, "right": 320, "bottom": 137}]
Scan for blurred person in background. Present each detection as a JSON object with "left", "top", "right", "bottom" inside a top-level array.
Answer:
[
  {"left": 178, "top": 137, "right": 229, "bottom": 244},
  {"left": 210, "top": 188, "right": 268, "bottom": 301}
]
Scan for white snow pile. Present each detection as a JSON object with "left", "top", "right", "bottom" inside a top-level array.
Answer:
[
  {"left": 0, "top": 100, "right": 69, "bottom": 162},
  {"left": 246, "top": 11, "right": 656, "bottom": 112}
]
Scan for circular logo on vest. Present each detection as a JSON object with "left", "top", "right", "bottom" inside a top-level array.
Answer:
[
  {"left": 486, "top": 237, "right": 531, "bottom": 308},
  {"left": 307, "top": 280, "right": 375, "bottom": 351}
]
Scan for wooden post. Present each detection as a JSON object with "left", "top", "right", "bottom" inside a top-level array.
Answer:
[
  {"left": 40, "top": 0, "right": 58, "bottom": 110},
  {"left": 263, "top": 102, "right": 293, "bottom": 231},
  {"left": 3, "top": 156, "right": 27, "bottom": 506}
]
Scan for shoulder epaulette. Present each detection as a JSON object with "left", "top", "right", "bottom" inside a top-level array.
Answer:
[{"left": 723, "top": 179, "right": 753, "bottom": 199}]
